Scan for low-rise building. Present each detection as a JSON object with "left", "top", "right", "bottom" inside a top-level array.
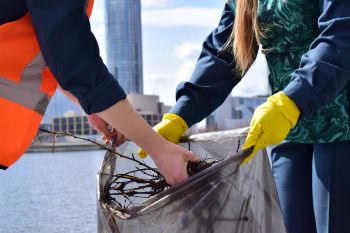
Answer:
[
  {"left": 39, "top": 93, "right": 172, "bottom": 138},
  {"left": 207, "top": 96, "right": 266, "bottom": 131},
  {"left": 52, "top": 115, "right": 98, "bottom": 136},
  {"left": 127, "top": 93, "right": 171, "bottom": 127}
]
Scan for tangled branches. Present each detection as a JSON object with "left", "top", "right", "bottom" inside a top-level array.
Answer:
[
  {"left": 107, "top": 155, "right": 169, "bottom": 209},
  {"left": 106, "top": 155, "right": 219, "bottom": 209},
  {"left": 37, "top": 129, "right": 220, "bottom": 210}
]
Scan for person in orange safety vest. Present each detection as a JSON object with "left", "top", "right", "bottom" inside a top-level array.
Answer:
[{"left": 0, "top": 0, "right": 198, "bottom": 185}]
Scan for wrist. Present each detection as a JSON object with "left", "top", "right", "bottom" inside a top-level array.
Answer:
[
  {"left": 163, "top": 113, "right": 188, "bottom": 132},
  {"left": 147, "top": 137, "right": 172, "bottom": 159},
  {"left": 160, "top": 113, "right": 188, "bottom": 142},
  {"left": 269, "top": 91, "right": 300, "bottom": 128}
]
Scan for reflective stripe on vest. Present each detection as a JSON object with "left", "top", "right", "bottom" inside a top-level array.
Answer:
[
  {"left": 0, "top": 0, "right": 94, "bottom": 115},
  {"left": 0, "top": 52, "right": 49, "bottom": 115}
]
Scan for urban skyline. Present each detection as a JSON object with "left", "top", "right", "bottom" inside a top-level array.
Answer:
[{"left": 41, "top": 1, "right": 269, "bottom": 131}]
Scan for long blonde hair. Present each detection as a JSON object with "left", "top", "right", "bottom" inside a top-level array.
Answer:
[{"left": 227, "top": 0, "right": 261, "bottom": 75}]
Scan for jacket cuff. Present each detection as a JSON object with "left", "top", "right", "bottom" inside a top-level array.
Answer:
[
  {"left": 79, "top": 75, "right": 126, "bottom": 114},
  {"left": 283, "top": 78, "right": 321, "bottom": 116},
  {"left": 170, "top": 96, "right": 199, "bottom": 128}
]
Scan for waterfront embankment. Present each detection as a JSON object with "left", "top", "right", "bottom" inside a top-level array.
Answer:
[{"left": 27, "top": 142, "right": 101, "bottom": 153}]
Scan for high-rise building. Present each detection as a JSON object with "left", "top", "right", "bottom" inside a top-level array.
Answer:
[
  {"left": 105, "top": 0, "right": 143, "bottom": 94},
  {"left": 41, "top": 1, "right": 143, "bottom": 129}
]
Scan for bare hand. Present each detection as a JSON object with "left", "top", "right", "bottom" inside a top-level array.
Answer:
[
  {"left": 87, "top": 114, "right": 126, "bottom": 146},
  {"left": 150, "top": 143, "right": 200, "bottom": 185}
]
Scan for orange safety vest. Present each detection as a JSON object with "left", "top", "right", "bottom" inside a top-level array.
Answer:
[{"left": 0, "top": 1, "right": 94, "bottom": 169}]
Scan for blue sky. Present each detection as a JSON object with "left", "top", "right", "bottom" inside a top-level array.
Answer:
[{"left": 90, "top": 0, "right": 269, "bottom": 106}]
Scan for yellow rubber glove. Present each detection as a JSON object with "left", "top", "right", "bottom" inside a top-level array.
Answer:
[
  {"left": 242, "top": 91, "right": 300, "bottom": 164},
  {"left": 138, "top": 113, "right": 188, "bottom": 158}
]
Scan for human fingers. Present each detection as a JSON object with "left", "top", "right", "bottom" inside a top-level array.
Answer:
[
  {"left": 88, "top": 114, "right": 112, "bottom": 140},
  {"left": 113, "top": 130, "right": 127, "bottom": 147},
  {"left": 241, "top": 123, "right": 261, "bottom": 164},
  {"left": 164, "top": 165, "right": 189, "bottom": 186},
  {"left": 243, "top": 121, "right": 260, "bottom": 150},
  {"left": 183, "top": 150, "right": 200, "bottom": 162}
]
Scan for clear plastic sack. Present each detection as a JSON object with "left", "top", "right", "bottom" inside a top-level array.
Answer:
[{"left": 97, "top": 128, "right": 286, "bottom": 233}]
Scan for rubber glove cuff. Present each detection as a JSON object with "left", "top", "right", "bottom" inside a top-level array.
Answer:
[
  {"left": 242, "top": 91, "right": 300, "bottom": 164},
  {"left": 138, "top": 113, "right": 188, "bottom": 158},
  {"left": 269, "top": 91, "right": 300, "bottom": 128},
  {"left": 162, "top": 113, "right": 189, "bottom": 133}
]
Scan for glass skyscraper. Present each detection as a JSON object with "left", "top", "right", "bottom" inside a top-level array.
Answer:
[{"left": 105, "top": 0, "right": 143, "bottom": 94}]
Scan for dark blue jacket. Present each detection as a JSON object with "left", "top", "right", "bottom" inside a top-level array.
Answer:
[
  {"left": 171, "top": 0, "right": 350, "bottom": 128},
  {"left": 0, "top": 0, "right": 126, "bottom": 114}
]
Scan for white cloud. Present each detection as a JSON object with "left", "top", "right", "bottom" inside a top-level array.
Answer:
[
  {"left": 141, "top": 0, "right": 170, "bottom": 8},
  {"left": 174, "top": 42, "right": 202, "bottom": 60},
  {"left": 174, "top": 60, "right": 197, "bottom": 82},
  {"left": 232, "top": 51, "right": 272, "bottom": 97},
  {"left": 143, "top": 73, "right": 178, "bottom": 105},
  {"left": 90, "top": 2, "right": 106, "bottom": 61},
  {"left": 90, "top": 4, "right": 104, "bottom": 25},
  {"left": 142, "top": 7, "right": 222, "bottom": 27},
  {"left": 144, "top": 41, "right": 201, "bottom": 92},
  {"left": 173, "top": 42, "right": 202, "bottom": 81},
  {"left": 144, "top": 73, "right": 174, "bottom": 81},
  {"left": 145, "top": 45, "right": 273, "bottom": 105},
  {"left": 91, "top": 25, "right": 106, "bottom": 61}
]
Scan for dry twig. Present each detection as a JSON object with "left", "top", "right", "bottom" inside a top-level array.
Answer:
[{"left": 38, "top": 129, "right": 219, "bottom": 209}]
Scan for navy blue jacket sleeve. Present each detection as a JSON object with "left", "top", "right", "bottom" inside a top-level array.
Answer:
[
  {"left": 283, "top": 0, "right": 350, "bottom": 116},
  {"left": 170, "top": 3, "right": 241, "bottom": 127},
  {"left": 25, "top": 0, "right": 126, "bottom": 114}
]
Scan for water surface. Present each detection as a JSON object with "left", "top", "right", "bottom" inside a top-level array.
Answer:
[{"left": 0, "top": 150, "right": 105, "bottom": 233}]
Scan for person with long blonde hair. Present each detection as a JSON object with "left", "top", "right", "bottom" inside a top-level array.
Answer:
[{"left": 139, "top": 0, "right": 350, "bottom": 232}]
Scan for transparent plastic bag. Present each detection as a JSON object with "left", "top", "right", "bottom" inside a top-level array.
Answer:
[{"left": 97, "top": 128, "right": 286, "bottom": 233}]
